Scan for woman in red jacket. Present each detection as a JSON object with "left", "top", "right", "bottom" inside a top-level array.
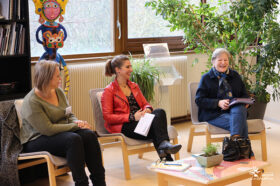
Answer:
[{"left": 101, "top": 55, "right": 181, "bottom": 161}]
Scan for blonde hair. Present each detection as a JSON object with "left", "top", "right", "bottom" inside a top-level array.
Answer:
[
  {"left": 34, "top": 60, "right": 59, "bottom": 92},
  {"left": 211, "top": 48, "right": 231, "bottom": 63}
]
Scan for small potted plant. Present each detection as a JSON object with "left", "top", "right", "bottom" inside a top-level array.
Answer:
[{"left": 196, "top": 144, "right": 223, "bottom": 168}]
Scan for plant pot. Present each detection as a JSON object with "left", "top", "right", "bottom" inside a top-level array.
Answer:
[
  {"left": 247, "top": 101, "right": 267, "bottom": 119},
  {"left": 196, "top": 153, "right": 223, "bottom": 168}
]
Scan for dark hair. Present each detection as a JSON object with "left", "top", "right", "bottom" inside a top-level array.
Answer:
[
  {"left": 34, "top": 60, "right": 59, "bottom": 92},
  {"left": 105, "top": 55, "right": 129, "bottom": 76}
]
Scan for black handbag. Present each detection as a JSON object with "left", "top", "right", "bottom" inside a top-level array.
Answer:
[{"left": 222, "top": 136, "right": 252, "bottom": 161}]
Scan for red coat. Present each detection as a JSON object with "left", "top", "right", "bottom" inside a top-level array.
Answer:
[{"left": 101, "top": 79, "right": 153, "bottom": 133}]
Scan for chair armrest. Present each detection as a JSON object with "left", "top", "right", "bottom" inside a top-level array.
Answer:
[{"left": 19, "top": 151, "right": 67, "bottom": 167}]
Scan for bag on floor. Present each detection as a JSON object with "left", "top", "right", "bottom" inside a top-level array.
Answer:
[{"left": 222, "top": 136, "right": 252, "bottom": 161}]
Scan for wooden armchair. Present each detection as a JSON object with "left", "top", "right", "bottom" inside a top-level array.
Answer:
[
  {"left": 187, "top": 82, "right": 267, "bottom": 161},
  {"left": 14, "top": 99, "right": 71, "bottom": 186},
  {"left": 89, "top": 88, "right": 180, "bottom": 180}
]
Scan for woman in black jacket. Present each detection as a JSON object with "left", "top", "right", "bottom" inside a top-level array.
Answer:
[{"left": 195, "top": 48, "right": 249, "bottom": 138}]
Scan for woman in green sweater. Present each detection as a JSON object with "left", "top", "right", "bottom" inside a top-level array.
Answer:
[{"left": 20, "top": 60, "right": 105, "bottom": 186}]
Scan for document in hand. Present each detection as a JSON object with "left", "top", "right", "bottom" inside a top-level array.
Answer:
[
  {"left": 229, "top": 98, "right": 255, "bottom": 107},
  {"left": 134, "top": 113, "right": 155, "bottom": 136}
]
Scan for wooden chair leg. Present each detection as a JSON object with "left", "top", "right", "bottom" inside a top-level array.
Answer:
[
  {"left": 46, "top": 158, "right": 57, "bottom": 186},
  {"left": 120, "top": 139, "right": 131, "bottom": 180},
  {"left": 260, "top": 130, "right": 267, "bottom": 161},
  {"left": 173, "top": 137, "right": 180, "bottom": 160},
  {"left": 101, "top": 148, "right": 104, "bottom": 166},
  {"left": 138, "top": 144, "right": 150, "bottom": 159},
  {"left": 187, "top": 126, "right": 195, "bottom": 152},
  {"left": 138, "top": 153, "right": 144, "bottom": 159},
  {"left": 205, "top": 127, "right": 211, "bottom": 146}
]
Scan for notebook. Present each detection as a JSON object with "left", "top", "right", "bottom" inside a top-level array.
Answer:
[
  {"left": 229, "top": 98, "right": 255, "bottom": 107},
  {"left": 134, "top": 113, "right": 155, "bottom": 136}
]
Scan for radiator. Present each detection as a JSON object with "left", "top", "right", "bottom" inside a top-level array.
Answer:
[
  {"left": 67, "top": 56, "right": 189, "bottom": 129},
  {"left": 67, "top": 62, "right": 108, "bottom": 128}
]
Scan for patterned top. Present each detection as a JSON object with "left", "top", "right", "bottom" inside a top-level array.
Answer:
[{"left": 127, "top": 93, "right": 141, "bottom": 122}]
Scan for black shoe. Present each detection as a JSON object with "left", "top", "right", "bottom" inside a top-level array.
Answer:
[
  {"left": 165, "top": 154, "right": 174, "bottom": 161},
  {"left": 158, "top": 140, "right": 182, "bottom": 154},
  {"left": 158, "top": 150, "right": 174, "bottom": 161},
  {"left": 90, "top": 174, "right": 106, "bottom": 186},
  {"left": 158, "top": 149, "right": 167, "bottom": 158}
]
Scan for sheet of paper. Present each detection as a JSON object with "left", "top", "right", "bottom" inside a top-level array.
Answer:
[{"left": 134, "top": 113, "right": 155, "bottom": 136}]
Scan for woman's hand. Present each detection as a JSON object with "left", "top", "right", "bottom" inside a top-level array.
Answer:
[
  {"left": 134, "top": 109, "right": 145, "bottom": 121},
  {"left": 75, "top": 120, "right": 92, "bottom": 129},
  {"left": 218, "top": 99, "right": 230, "bottom": 110},
  {"left": 143, "top": 108, "right": 152, "bottom": 114}
]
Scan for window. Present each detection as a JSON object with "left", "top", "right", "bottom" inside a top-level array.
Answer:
[
  {"left": 127, "top": 0, "right": 184, "bottom": 38},
  {"left": 29, "top": 0, "right": 114, "bottom": 57}
]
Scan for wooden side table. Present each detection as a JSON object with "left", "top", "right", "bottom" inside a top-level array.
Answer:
[{"left": 149, "top": 157, "right": 269, "bottom": 186}]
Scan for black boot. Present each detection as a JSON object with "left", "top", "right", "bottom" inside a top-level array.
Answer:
[
  {"left": 165, "top": 154, "right": 174, "bottom": 161},
  {"left": 158, "top": 149, "right": 167, "bottom": 158},
  {"left": 158, "top": 140, "right": 182, "bottom": 155},
  {"left": 90, "top": 174, "right": 106, "bottom": 186}
]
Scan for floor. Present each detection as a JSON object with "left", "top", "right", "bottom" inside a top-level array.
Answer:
[{"left": 23, "top": 121, "right": 280, "bottom": 186}]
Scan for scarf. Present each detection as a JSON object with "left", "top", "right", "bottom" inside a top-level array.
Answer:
[{"left": 213, "top": 67, "right": 233, "bottom": 99}]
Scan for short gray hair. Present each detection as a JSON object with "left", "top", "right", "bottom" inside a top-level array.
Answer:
[
  {"left": 34, "top": 60, "right": 59, "bottom": 91},
  {"left": 211, "top": 48, "right": 231, "bottom": 63}
]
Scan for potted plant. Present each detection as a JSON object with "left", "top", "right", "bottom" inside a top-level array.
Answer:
[
  {"left": 196, "top": 144, "right": 223, "bottom": 168},
  {"left": 146, "top": 0, "right": 280, "bottom": 118},
  {"left": 129, "top": 55, "right": 161, "bottom": 102}
]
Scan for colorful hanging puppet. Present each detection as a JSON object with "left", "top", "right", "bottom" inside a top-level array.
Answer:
[{"left": 33, "top": 0, "right": 70, "bottom": 95}]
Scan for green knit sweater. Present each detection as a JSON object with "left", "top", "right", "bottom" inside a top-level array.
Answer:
[{"left": 20, "top": 88, "right": 80, "bottom": 144}]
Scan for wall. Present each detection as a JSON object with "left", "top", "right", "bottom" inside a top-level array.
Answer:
[{"left": 264, "top": 85, "right": 280, "bottom": 123}]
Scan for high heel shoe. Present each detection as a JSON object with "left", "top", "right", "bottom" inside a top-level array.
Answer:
[
  {"left": 159, "top": 152, "right": 174, "bottom": 161},
  {"left": 158, "top": 149, "right": 167, "bottom": 158},
  {"left": 158, "top": 140, "right": 182, "bottom": 154}
]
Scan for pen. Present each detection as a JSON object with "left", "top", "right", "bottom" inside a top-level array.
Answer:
[{"left": 164, "top": 163, "right": 182, "bottom": 166}]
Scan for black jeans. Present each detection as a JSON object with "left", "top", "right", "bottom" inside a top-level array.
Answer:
[
  {"left": 23, "top": 129, "right": 105, "bottom": 186},
  {"left": 121, "top": 108, "right": 170, "bottom": 153}
]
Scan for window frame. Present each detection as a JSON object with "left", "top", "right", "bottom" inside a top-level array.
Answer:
[{"left": 122, "top": 0, "right": 186, "bottom": 54}]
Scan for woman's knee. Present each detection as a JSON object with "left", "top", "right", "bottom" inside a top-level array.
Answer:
[
  {"left": 64, "top": 132, "right": 83, "bottom": 147},
  {"left": 153, "top": 108, "right": 166, "bottom": 117},
  {"left": 78, "top": 129, "right": 98, "bottom": 142}
]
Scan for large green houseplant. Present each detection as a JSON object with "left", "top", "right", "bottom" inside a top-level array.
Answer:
[
  {"left": 146, "top": 0, "right": 280, "bottom": 103},
  {"left": 129, "top": 56, "right": 161, "bottom": 102}
]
